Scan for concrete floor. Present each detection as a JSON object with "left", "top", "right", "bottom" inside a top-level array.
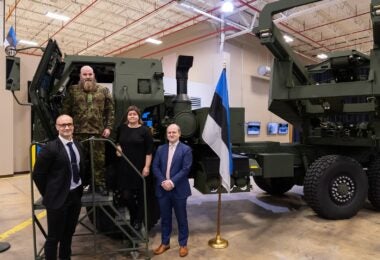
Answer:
[{"left": 1, "top": 173, "right": 380, "bottom": 260}]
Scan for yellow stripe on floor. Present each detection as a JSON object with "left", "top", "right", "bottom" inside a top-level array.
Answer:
[
  {"left": 0, "top": 211, "right": 46, "bottom": 241},
  {"left": 0, "top": 173, "right": 30, "bottom": 180}
]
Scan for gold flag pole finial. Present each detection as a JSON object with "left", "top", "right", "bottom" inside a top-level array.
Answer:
[{"left": 208, "top": 175, "right": 228, "bottom": 249}]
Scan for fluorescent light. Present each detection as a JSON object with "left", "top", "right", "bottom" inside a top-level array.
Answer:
[
  {"left": 19, "top": 39, "right": 38, "bottom": 46},
  {"left": 46, "top": 11, "right": 70, "bottom": 22},
  {"left": 317, "top": 53, "right": 328, "bottom": 59},
  {"left": 145, "top": 38, "right": 162, "bottom": 45},
  {"left": 283, "top": 35, "right": 294, "bottom": 43},
  {"left": 221, "top": 1, "right": 234, "bottom": 13},
  {"left": 180, "top": 2, "right": 192, "bottom": 9}
]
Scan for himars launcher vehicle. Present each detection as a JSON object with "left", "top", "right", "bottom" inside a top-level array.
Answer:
[
  {"left": 6, "top": 0, "right": 380, "bottom": 221},
  {"left": 252, "top": 0, "right": 380, "bottom": 219}
]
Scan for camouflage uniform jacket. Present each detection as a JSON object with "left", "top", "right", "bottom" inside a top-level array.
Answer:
[{"left": 62, "top": 84, "right": 115, "bottom": 134}]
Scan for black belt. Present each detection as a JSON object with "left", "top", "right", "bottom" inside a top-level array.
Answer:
[{"left": 70, "top": 185, "right": 82, "bottom": 193}]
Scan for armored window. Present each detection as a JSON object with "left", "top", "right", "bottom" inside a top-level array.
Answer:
[{"left": 138, "top": 79, "right": 151, "bottom": 94}]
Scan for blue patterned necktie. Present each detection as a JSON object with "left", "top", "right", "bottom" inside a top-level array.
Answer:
[{"left": 67, "top": 142, "right": 80, "bottom": 183}]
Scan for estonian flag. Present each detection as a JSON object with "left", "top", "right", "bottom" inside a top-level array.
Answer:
[
  {"left": 3, "top": 26, "right": 18, "bottom": 48},
  {"left": 202, "top": 68, "right": 233, "bottom": 191}
]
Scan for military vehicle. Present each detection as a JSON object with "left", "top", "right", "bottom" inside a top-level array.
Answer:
[
  {"left": 7, "top": 39, "right": 251, "bottom": 234},
  {"left": 7, "top": 0, "right": 380, "bottom": 226},
  {"left": 20, "top": 38, "right": 251, "bottom": 195},
  {"left": 248, "top": 0, "right": 380, "bottom": 219}
]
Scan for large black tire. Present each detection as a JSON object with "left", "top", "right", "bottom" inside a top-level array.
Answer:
[
  {"left": 253, "top": 176, "right": 294, "bottom": 195},
  {"left": 304, "top": 155, "right": 368, "bottom": 219},
  {"left": 367, "top": 156, "right": 380, "bottom": 210}
]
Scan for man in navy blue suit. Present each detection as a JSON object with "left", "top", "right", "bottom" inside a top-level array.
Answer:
[{"left": 152, "top": 124, "right": 193, "bottom": 257}]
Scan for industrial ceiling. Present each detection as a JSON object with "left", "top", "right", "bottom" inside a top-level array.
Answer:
[{"left": 3, "top": 0, "right": 374, "bottom": 60}]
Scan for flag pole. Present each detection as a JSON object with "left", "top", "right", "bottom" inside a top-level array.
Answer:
[
  {"left": 205, "top": 63, "right": 229, "bottom": 249},
  {"left": 208, "top": 175, "right": 228, "bottom": 249}
]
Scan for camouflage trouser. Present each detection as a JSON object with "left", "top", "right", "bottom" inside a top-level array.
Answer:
[{"left": 76, "top": 133, "right": 106, "bottom": 188}]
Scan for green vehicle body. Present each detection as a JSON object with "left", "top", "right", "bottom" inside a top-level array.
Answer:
[
  {"left": 249, "top": 0, "right": 380, "bottom": 219},
  {"left": 7, "top": 0, "right": 380, "bottom": 221}
]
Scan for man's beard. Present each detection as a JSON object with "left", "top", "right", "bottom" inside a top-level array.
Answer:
[{"left": 79, "top": 79, "right": 97, "bottom": 92}]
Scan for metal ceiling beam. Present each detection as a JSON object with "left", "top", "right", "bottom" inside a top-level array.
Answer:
[
  {"left": 104, "top": 2, "right": 223, "bottom": 56},
  {"left": 293, "top": 27, "right": 371, "bottom": 48},
  {"left": 178, "top": 1, "right": 248, "bottom": 31},
  {"left": 5, "top": 0, "right": 20, "bottom": 22},
  {"left": 273, "top": 0, "right": 346, "bottom": 23},
  {"left": 106, "top": 0, "right": 258, "bottom": 56},
  {"left": 297, "top": 11, "right": 369, "bottom": 33},
  {"left": 225, "top": 11, "right": 257, "bottom": 40},
  {"left": 141, "top": 25, "right": 233, "bottom": 58},
  {"left": 105, "top": 15, "right": 209, "bottom": 56},
  {"left": 239, "top": 0, "right": 331, "bottom": 56},
  {"left": 30, "top": 0, "right": 99, "bottom": 54},
  {"left": 78, "top": 0, "right": 177, "bottom": 55},
  {"left": 283, "top": 10, "right": 371, "bottom": 55},
  {"left": 5, "top": 0, "right": 374, "bottom": 59}
]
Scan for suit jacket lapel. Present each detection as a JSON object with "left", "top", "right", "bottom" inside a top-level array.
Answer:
[
  {"left": 73, "top": 140, "right": 82, "bottom": 164},
  {"left": 58, "top": 139, "right": 70, "bottom": 166},
  {"left": 170, "top": 142, "right": 181, "bottom": 172},
  {"left": 74, "top": 140, "right": 84, "bottom": 175}
]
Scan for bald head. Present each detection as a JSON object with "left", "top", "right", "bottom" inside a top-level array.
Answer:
[
  {"left": 80, "top": 65, "right": 93, "bottom": 74},
  {"left": 167, "top": 124, "right": 181, "bottom": 144},
  {"left": 56, "top": 114, "right": 74, "bottom": 140},
  {"left": 79, "top": 65, "right": 97, "bottom": 92},
  {"left": 56, "top": 114, "right": 72, "bottom": 124}
]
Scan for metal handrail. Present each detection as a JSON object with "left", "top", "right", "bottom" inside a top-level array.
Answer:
[
  {"left": 29, "top": 137, "right": 150, "bottom": 258},
  {"left": 81, "top": 137, "right": 149, "bottom": 252}
]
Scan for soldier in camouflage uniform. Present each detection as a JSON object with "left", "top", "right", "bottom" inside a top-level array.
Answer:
[{"left": 62, "top": 65, "right": 114, "bottom": 194}]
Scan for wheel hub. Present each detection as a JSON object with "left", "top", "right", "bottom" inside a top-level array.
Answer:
[{"left": 330, "top": 175, "right": 355, "bottom": 204}]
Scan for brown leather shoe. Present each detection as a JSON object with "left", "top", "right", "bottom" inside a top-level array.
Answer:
[
  {"left": 179, "top": 246, "right": 188, "bottom": 257},
  {"left": 153, "top": 244, "right": 170, "bottom": 255}
]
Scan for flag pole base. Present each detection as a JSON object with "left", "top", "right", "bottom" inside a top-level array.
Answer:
[
  {"left": 0, "top": 242, "right": 11, "bottom": 252},
  {"left": 208, "top": 235, "right": 228, "bottom": 249}
]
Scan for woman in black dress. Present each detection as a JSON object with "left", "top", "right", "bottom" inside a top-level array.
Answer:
[{"left": 116, "top": 105, "right": 153, "bottom": 230}]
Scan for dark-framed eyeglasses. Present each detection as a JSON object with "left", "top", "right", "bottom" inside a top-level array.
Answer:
[{"left": 57, "top": 123, "right": 74, "bottom": 128}]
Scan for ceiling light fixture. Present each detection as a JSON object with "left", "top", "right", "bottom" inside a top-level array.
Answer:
[
  {"left": 221, "top": 0, "right": 234, "bottom": 13},
  {"left": 18, "top": 39, "right": 38, "bottom": 46},
  {"left": 317, "top": 53, "right": 328, "bottom": 59},
  {"left": 283, "top": 35, "right": 294, "bottom": 43},
  {"left": 145, "top": 38, "right": 162, "bottom": 45},
  {"left": 46, "top": 11, "right": 70, "bottom": 22},
  {"left": 179, "top": 2, "right": 246, "bottom": 31}
]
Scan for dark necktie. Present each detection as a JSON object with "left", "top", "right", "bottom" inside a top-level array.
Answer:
[{"left": 67, "top": 142, "right": 80, "bottom": 183}]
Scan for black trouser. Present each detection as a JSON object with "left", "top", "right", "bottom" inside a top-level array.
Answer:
[
  {"left": 45, "top": 187, "right": 82, "bottom": 260},
  {"left": 121, "top": 188, "right": 144, "bottom": 225}
]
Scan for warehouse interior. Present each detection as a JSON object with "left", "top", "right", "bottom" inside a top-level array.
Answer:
[{"left": 1, "top": 0, "right": 380, "bottom": 259}]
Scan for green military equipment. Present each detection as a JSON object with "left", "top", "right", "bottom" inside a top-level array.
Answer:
[
  {"left": 5, "top": 56, "right": 20, "bottom": 91},
  {"left": 22, "top": 38, "right": 251, "bottom": 194},
  {"left": 245, "top": 0, "right": 380, "bottom": 219},
  {"left": 11, "top": 0, "right": 380, "bottom": 221}
]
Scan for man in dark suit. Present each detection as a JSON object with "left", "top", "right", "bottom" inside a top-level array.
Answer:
[
  {"left": 33, "top": 114, "right": 88, "bottom": 260},
  {"left": 152, "top": 124, "right": 193, "bottom": 257}
]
